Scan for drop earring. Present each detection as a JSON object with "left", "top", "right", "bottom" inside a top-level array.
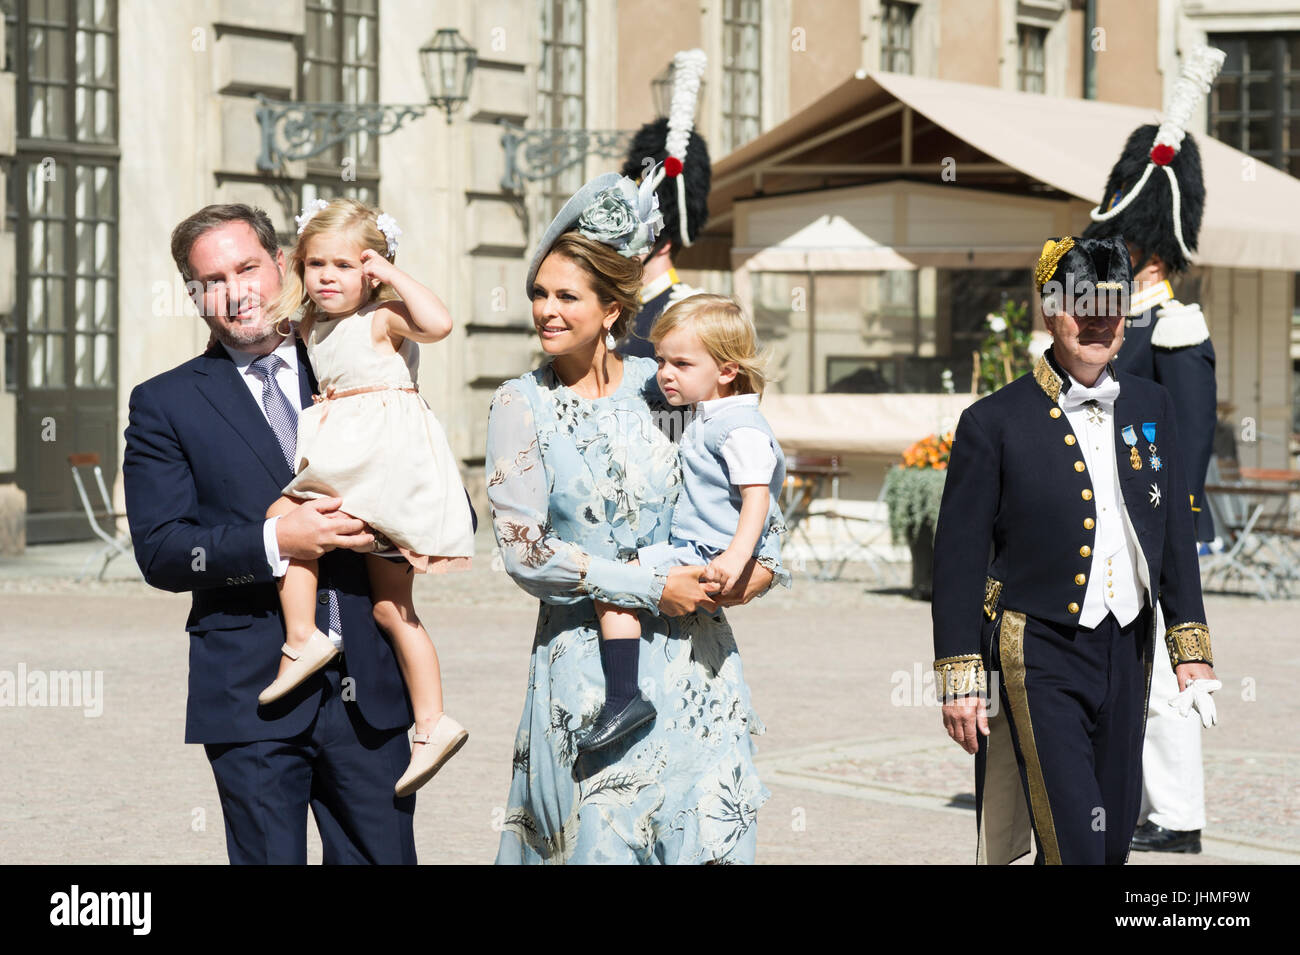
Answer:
[{"left": 605, "top": 328, "right": 616, "bottom": 350}]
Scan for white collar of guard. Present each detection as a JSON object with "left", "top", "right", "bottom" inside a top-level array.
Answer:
[
  {"left": 639, "top": 267, "right": 679, "bottom": 305},
  {"left": 1128, "top": 279, "right": 1174, "bottom": 316}
]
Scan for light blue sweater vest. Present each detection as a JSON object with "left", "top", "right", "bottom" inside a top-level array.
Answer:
[{"left": 671, "top": 401, "right": 786, "bottom": 554}]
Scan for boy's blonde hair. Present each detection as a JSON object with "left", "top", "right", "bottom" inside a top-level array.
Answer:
[
  {"left": 649, "top": 293, "right": 773, "bottom": 397},
  {"left": 270, "top": 197, "right": 398, "bottom": 338}
]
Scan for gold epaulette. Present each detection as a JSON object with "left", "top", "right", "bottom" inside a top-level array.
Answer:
[
  {"left": 1165, "top": 622, "right": 1213, "bottom": 667},
  {"left": 934, "top": 653, "right": 987, "bottom": 699}
]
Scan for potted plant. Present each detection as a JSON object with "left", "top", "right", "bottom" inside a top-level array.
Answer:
[
  {"left": 973, "top": 299, "right": 1034, "bottom": 394},
  {"left": 883, "top": 431, "right": 953, "bottom": 600}
]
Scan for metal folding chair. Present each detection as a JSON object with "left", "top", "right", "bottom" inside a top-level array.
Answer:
[
  {"left": 1201, "top": 457, "right": 1292, "bottom": 599},
  {"left": 780, "top": 454, "right": 903, "bottom": 585},
  {"left": 68, "top": 452, "right": 133, "bottom": 581}
]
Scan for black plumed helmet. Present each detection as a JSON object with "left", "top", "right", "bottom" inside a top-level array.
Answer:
[
  {"left": 621, "top": 117, "right": 711, "bottom": 259},
  {"left": 1083, "top": 124, "right": 1205, "bottom": 275}
]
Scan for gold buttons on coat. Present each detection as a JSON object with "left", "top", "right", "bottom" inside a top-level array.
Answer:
[
  {"left": 1082, "top": 489, "right": 1093, "bottom": 501},
  {"left": 1075, "top": 574, "right": 1086, "bottom": 585},
  {"left": 1074, "top": 461, "right": 1086, "bottom": 472},
  {"left": 1064, "top": 434, "right": 1076, "bottom": 445},
  {"left": 1084, "top": 518, "right": 1095, "bottom": 529},
  {"left": 1068, "top": 602, "right": 1080, "bottom": 614},
  {"left": 1079, "top": 545, "right": 1092, "bottom": 557},
  {"left": 1050, "top": 408, "right": 1062, "bottom": 418}
]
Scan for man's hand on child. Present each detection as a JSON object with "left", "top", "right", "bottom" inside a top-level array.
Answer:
[{"left": 277, "top": 497, "right": 375, "bottom": 560}]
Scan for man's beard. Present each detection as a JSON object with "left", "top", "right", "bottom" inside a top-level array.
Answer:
[{"left": 201, "top": 306, "right": 282, "bottom": 350}]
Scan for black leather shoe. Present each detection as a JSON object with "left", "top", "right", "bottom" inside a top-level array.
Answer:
[
  {"left": 1130, "top": 820, "right": 1202, "bottom": 853},
  {"left": 576, "top": 695, "right": 657, "bottom": 757}
]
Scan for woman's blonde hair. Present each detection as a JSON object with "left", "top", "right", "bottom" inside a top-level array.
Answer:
[
  {"left": 541, "top": 233, "right": 642, "bottom": 340},
  {"left": 649, "top": 293, "right": 774, "bottom": 397},
  {"left": 269, "top": 197, "right": 399, "bottom": 339}
]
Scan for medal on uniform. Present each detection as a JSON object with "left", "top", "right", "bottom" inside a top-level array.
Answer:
[
  {"left": 1122, "top": 424, "right": 1142, "bottom": 470},
  {"left": 1143, "top": 422, "right": 1161, "bottom": 471}
]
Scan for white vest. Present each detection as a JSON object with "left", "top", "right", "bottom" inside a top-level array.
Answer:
[{"left": 1060, "top": 373, "right": 1145, "bottom": 628}]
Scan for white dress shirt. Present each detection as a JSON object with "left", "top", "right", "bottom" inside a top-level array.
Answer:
[
  {"left": 1059, "top": 369, "right": 1144, "bottom": 628},
  {"left": 695, "top": 393, "right": 778, "bottom": 485}
]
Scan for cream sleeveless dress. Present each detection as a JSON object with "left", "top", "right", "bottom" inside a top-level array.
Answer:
[{"left": 283, "top": 302, "right": 474, "bottom": 573}]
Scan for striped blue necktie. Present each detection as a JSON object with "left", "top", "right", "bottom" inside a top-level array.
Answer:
[{"left": 250, "top": 353, "right": 343, "bottom": 644}]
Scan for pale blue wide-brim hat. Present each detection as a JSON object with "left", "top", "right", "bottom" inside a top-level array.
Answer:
[{"left": 524, "top": 171, "right": 663, "bottom": 296}]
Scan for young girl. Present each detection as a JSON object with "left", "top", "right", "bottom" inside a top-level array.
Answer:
[
  {"left": 258, "top": 197, "right": 475, "bottom": 798},
  {"left": 580, "top": 293, "right": 787, "bottom": 757}
]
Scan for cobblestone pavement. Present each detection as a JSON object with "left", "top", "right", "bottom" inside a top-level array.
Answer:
[{"left": 1, "top": 544, "right": 1295, "bottom": 864}]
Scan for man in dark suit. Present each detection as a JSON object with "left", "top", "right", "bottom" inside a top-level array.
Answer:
[
  {"left": 123, "top": 204, "right": 417, "bottom": 864},
  {"left": 931, "top": 236, "right": 1217, "bottom": 865}
]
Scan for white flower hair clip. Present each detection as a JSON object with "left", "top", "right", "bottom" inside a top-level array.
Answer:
[
  {"left": 295, "top": 198, "right": 330, "bottom": 235},
  {"left": 374, "top": 212, "right": 401, "bottom": 256}
]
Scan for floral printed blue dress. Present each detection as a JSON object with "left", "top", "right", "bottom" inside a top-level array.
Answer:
[{"left": 486, "top": 355, "right": 789, "bottom": 864}]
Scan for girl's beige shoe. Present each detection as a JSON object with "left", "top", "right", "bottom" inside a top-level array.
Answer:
[
  {"left": 257, "top": 630, "right": 339, "bottom": 705},
  {"left": 394, "top": 714, "right": 468, "bottom": 797}
]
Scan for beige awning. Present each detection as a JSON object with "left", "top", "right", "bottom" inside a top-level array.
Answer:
[
  {"left": 763, "top": 392, "right": 977, "bottom": 455},
  {"left": 685, "top": 71, "right": 1300, "bottom": 273}
]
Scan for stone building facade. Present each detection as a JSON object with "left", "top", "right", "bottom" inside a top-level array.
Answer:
[{"left": 0, "top": 0, "right": 1295, "bottom": 545}]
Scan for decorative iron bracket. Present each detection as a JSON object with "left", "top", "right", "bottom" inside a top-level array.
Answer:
[
  {"left": 499, "top": 122, "right": 634, "bottom": 192},
  {"left": 255, "top": 94, "right": 427, "bottom": 171}
]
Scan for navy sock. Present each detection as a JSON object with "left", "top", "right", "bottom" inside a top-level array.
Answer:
[{"left": 600, "top": 639, "right": 640, "bottom": 711}]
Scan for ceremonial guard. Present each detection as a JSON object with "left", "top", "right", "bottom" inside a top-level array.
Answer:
[
  {"left": 617, "top": 49, "right": 709, "bottom": 358},
  {"left": 931, "top": 236, "right": 1217, "bottom": 865},
  {"left": 1084, "top": 45, "right": 1226, "bottom": 854}
]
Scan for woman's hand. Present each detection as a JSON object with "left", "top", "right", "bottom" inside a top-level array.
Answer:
[
  {"left": 714, "top": 558, "right": 774, "bottom": 607},
  {"left": 657, "top": 565, "right": 722, "bottom": 617}
]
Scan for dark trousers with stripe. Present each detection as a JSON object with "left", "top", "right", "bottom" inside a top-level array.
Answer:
[
  {"left": 204, "top": 660, "right": 417, "bottom": 865},
  {"left": 995, "top": 606, "right": 1153, "bottom": 865}
]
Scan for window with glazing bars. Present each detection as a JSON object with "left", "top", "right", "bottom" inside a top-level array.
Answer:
[
  {"left": 1209, "top": 34, "right": 1300, "bottom": 176},
  {"left": 1018, "top": 24, "right": 1047, "bottom": 93},
  {"left": 537, "top": 0, "right": 587, "bottom": 222},
  {"left": 2, "top": 0, "right": 119, "bottom": 394},
  {"left": 880, "top": 1, "right": 915, "bottom": 75},
  {"left": 303, "top": 0, "right": 380, "bottom": 178},
  {"left": 721, "top": 0, "right": 761, "bottom": 154}
]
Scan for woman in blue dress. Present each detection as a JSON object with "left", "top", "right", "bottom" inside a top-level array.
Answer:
[{"left": 487, "top": 172, "right": 790, "bottom": 864}]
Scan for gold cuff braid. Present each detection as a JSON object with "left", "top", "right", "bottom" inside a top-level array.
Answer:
[
  {"left": 983, "top": 577, "right": 1003, "bottom": 620},
  {"left": 934, "top": 654, "right": 987, "bottom": 698},
  {"left": 1165, "top": 622, "right": 1213, "bottom": 667}
]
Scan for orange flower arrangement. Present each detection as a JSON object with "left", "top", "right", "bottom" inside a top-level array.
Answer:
[{"left": 902, "top": 431, "right": 954, "bottom": 470}]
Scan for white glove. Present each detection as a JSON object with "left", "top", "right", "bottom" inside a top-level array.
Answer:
[{"left": 1170, "top": 678, "right": 1222, "bottom": 728}]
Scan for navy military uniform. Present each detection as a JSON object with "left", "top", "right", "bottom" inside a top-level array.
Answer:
[
  {"left": 931, "top": 237, "right": 1213, "bottom": 865},
  {"left": 1115, "top": 283, "right": 1216, "bottom": 540},
  {"left": 619, "top": 267, "right": 701, "bottom": 359}
]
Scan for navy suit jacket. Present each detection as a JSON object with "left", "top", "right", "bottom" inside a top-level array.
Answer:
[
  {"left": 123, "top": 339, "right": 412, "bottom": 744},
  {"left": 932, "top": 349, "right": 1208, "bottom": 671}
]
